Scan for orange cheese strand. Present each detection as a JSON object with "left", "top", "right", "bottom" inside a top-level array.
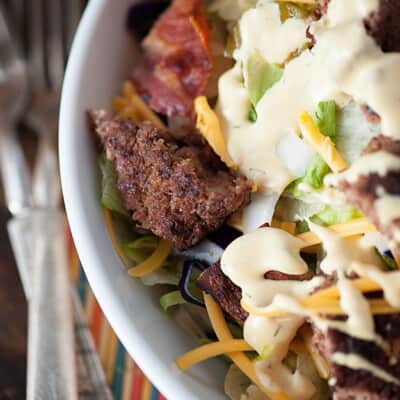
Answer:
[
  {"left": 176, "top": 339, "right": 253, "bottom": 370},
  {"left": 128, "top": 239, "right": 173, "bottom": 278},
  {"left": 297, "top": 218, "right": 376, "bottom": 247},
  {"left": 194, "top": 96, "right": 236, "bottom": 169},
  {"left": 298, "top": 111, "right": 348, "bottom": 173},
  {"left": 203, "top": 293, "right": 290, "bottom": 400}
]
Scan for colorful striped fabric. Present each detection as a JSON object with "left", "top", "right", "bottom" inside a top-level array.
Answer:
[{"left": 68, "top": 230, "right": 167, "bottom": 400}]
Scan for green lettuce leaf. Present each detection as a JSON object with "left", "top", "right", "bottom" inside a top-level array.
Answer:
[
  {"left": 122, "top": 235, "right": 160, "bottom": 264},
  {"left": 336, "top": 101, "right": 381, "bottom": 164},
  {"left": 244, "top": 51, "right": 283, "bottom": 121},
  {"left": 254, "top": 343, "right": 274, "bottom": 362},
  {"left": 160, "top": 291, "right": 186, "bottom": 316},
  {"left": 123, "top": 235, "right": 181, "bottom": 286},
  {"left": 291, "top": 101, "right": 337, "bottom": 192},
  {"left": 98, "top": 153, "right": 129, "bottom": 216},
  {"left": 310, "top": 205, "right": 363, "bottom": 226},
  {"left": 314, "top": 100, "right": 337, "bottom": 139},
  {"left": 303, "top": 154, "right": 332, "bottom": 189}
]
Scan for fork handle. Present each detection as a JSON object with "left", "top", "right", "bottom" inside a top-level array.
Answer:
[
  {"left": 0, "top": 125, "right": 31, "bottom": 215},
  {"left": 27, "top": 208, "right": 77, "bottom": 400}
]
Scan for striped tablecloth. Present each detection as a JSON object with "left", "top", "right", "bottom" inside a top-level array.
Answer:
[{"left": 68, "top": 230, "right": 166, "bottom": 400}]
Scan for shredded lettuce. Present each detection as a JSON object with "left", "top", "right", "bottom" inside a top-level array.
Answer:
[
  {"left": 123, "top": 235, "right": 181, "bottom": 285},
  {"left": 244, "top": 51, "right": 283, "bottom": 122},
  {"left": 336, "top": 101, "right": 381, "bottom": 164},
  {"left": 122, "top": 235, "right": 160, "bottom": 264},
  {"left": 254, "top": 344, "right": 274, "bottom": 362},
  {"left": 302, "top": 155, "right": 331, "bottom": 190},
  {"left": 314, "top": 100, "right": 337, "bottom": 140},
  {"left": 98, "top": 153, "right": 129, "bottom": 216},
  {"left": 160, "top": 291, "right": 186, "bottom": 316},
  {"left": 291, "top": 101, "right": 337, "bottom": 192},
  {"left": 310, "top": 205, "right": 363, "bottom": 226}
]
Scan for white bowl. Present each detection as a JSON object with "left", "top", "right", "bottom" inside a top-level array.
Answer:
[{"left": 59, "top": 1, "right": 227, "bottom": 399}]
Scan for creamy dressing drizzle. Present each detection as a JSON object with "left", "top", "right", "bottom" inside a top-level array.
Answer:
[
  {"left": 221, "top": 224, "right": 395, "bottom": 395},
  {"left": 215, "top": 0, "right": 400, "bottom": 395},
  {"left": 352, "top": 262, "right": 400, "bottom": 308},
  {"left": 217, "top": 0, "right": 400, "bottom": 195},
  {"left": 220, "top": 228, "right": 323, "bottom": 306},
  {"left": 245, "top": 315, "right": 315, "bottom": 400},
  {"left": 221, "top": 227, "right": 323, "bottom": 395},
  {"left": 333, "top": 151, "right": 400, "bottom": 183},
  {"left": 332, "top": 353, "right": 400, "bottom": 385}
]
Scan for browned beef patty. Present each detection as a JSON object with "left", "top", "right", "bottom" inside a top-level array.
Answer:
[
  {"left": 364, "top": 0, "right": 400, "bottom": 52},
  {"left": 338, "top": 135, "right": 400, "bottom": 252},
  {"left": 312, "top": 314, "right": 400, "bottom": 400},
  {"left": 310, "top": 0, "right": 400, "bottom": 53},
  {"left": 89, "top": 110, "right": 252, "bottom": 250},
  {"left": 197, "top": 260, "right": 248, "bottom": 325},
  {"left": 197, "top": 262, "right": 313, "bottom": 325}
]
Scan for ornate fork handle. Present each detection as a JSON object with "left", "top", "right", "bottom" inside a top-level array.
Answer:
[{"left": 27, "top": 209, "right": 78, "bottom": 400}]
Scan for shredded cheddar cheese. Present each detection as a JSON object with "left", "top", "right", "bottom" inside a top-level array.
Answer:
[
  {"left": 241, "top": 294, "right": 400, "bottom": 319},
  {"left": 297, "top": 218, "right": 376, "bottom": 247},
  {"left": 113, "top": 81, "right": 166, "bottom": 129},
  {"left": 194, "top": 96, "right": 237, "bottom": 169},
  {"left": 272, "top": 219, "right": 297, "bottom": 235},
  {"left": 176, "top": 339, "right": 253, "bottom": 370},
  {"left": 128, "top": 239, "right": 173, "bottom": 277},
  {"left": 203, "top": 293, "right": 290, "bottom": 400},
  {"left": 103, "top": 209, "right": 173, "bottom": 278},
  {"left": 103, "top": 209, "right": 131, "bottom": 267},
  {"left": 298, "top": 111, "right": 348, "bottom": 173},
  {"left": 309, "top": 276, "right": 381, "bottom": 299}
]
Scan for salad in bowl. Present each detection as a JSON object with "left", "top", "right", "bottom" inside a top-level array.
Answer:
[{"left": 69, "top": 0, "right": 400, "bottom": 399}]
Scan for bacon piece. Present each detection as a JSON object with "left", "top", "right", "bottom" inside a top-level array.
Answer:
[{"left": 133, "top": 0, "right": 213, "bottom": 118}]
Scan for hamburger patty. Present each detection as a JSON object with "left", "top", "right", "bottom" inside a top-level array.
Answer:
[
  {"left": 197, "top": 262, "right": 312, "bottom": 326},
  {"left": 312, "top": 314, "right": 400, "bottom": 400},
  {"left": 338, "top": 135, "right": 400, "bottom": 252},
  {"left": 312, "top": 0, "right": 400, "bottom": 52},
  {"left": 89, "top": 110, "right": 252, "bottom": 250},
  {"left": 197, "top": 260, "right": 248, "bottom": 325}
]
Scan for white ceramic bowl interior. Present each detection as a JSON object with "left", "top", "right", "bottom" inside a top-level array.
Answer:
[{"left": 59, "top": 1, "right": 228, "bottom": 399}]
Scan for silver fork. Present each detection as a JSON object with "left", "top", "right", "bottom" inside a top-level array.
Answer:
[
  {"left": 20, "top": 2, "right": 78, "bottom": 397},
  {"left": 0, "top": 5, "right": 32, "bottom": 296},
  {"left": 24, "top": 1, "right": 113, "bottom": 399}
]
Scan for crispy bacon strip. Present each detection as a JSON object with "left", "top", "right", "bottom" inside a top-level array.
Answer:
[{"left": 133, "top": 0, "right": 213, "bottom": 118}]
